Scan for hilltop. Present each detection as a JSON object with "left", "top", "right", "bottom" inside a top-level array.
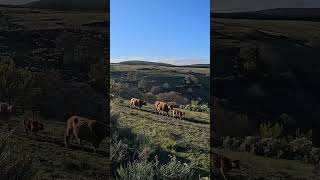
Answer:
[
  {"left": 116, "top": 60, "right": 210, "bottom": 68},
  {"left": 213, "top": 8, "right": 320, "bottom": 21}
]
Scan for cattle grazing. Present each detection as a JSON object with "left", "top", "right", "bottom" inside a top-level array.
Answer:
[
  {"left": 210, "top": 150, "right": 240, "bottom": 180},
  {"left": 23, "top": 118, "right": 44, "bottom": 136},
  {"left": 65, "top": 116, "right": 109, "bottom": 153},
  {"left": 156, "top": 102, "right": 173, "bottom": 116},
  {"left": 130, "top": 98, "right": 147, "bottom": 110},
  {"left": 22, "top": 111, "right": 44, "bottom": 136},
  {"left": 172, "top": 109, "right": 185, "bottom": 120}
]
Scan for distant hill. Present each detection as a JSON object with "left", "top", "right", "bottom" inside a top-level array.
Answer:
[
  {"left": 184, "top": 64, "right": 210, "bottom": 68},
  {"left": 117, "top": 60, "right": 209, "bottom": 68},
  {"left": 23, "top": 0, "right": 108, "bottom": 12},
  {"left": 213, "top": 8, "right": 320, "bottom": 21},
  {"left": 118, "top": 61, "right": 175, "bottom": 67}
]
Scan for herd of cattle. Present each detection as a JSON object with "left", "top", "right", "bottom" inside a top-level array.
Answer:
[
  {"left": 129, "top": 98, "right": 186, "bottom": 119},
  {"left": 0, "top": 102, "right": 109, "bottom": 153}
]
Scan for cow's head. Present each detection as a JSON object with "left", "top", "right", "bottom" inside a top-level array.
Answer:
[
  {"left": 168, "top": 105, "right": 174, "bottom": 110},
  {"left": 143, "top": 101, "right": 147, "bottom": 105}
]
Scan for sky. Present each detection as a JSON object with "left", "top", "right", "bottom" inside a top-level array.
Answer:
[
  {"left": 212, "top": 0, "right": 320, "bottom": 13},
  {"left": 111, "top": 0, "right": 210, "bottom": 65}
]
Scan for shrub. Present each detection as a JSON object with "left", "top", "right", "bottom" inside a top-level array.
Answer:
[
  {"left": 110, "top": 80, "right": 122, "bottom": 97},
  {"left": 259, "top": 122, "right": 283, "bottom": 139},
  {"left": 116, "top": 156, "right": 195, "bottom": 180},
  {"left": 289, "top": 137, "right": 313, "bottom": 160},
  {"left": 118, "top": 84, "right": 143, "bottom": 100},
  {"left": 137, "top": 79, "right": 152, "bottom": 92},
  {"left": 144, "top": 92, "right": 157, "bottom": 103},
  {"left": 150, "top": 86, "right": 162, "bottom": 95},
  {"left": 156, "top": 91, "right": 188, "bottom": 105},
  {"left": 116, "top": 159, "right": 156, "bottom": 180},
  {"left": 157, "top": 156, "right": 195, "bottom": 180},
  {"left": 0, "top": 56, "right": 33, "bottom": 103},
  {"left": 191, "top": 99, "right": 200, "bottom": 106}
]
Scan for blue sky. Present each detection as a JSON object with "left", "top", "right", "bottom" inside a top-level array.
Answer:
[{"left": 111, "top": 0, "right": 210, "bottom": 65}]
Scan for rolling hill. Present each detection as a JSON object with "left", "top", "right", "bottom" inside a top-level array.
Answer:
[
  {"left": 213, "top": 8, "right": 320, "bottom": 21},
  {"left": 116, "top": 60, "right": 210, "bottom": 68},
  {"left": 23, "top": 0, "right": 108, "bottom": 12}
]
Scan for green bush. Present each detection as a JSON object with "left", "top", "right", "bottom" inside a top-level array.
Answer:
[
  {"left": 191, "top": 99, "right": 200, "bottom": 106},
  {"left": 0, "top": 56, "right": 33, "bottom": 103},
  {"left": 259, "top": 122, "right": 283, "bottom": 139},
  {"left": 116, "top": 156, "right": 195, "bottom": 180}
]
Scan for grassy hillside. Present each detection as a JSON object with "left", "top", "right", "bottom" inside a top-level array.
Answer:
[
  {"left": 4, "top": 115, "right": 110, "bottom": 180},
  {"left": 211, "top": 10, "right": 320, "bottom": 180},
  {"left": 112, "top": 99, "right": 210, "bottom": 176},
  {"left": 0, "top": 6, "right": 109, "bottom": 179}
]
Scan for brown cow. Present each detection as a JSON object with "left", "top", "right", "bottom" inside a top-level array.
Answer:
[
  {"left": 156, "top": 102, "right": 173, "bottom": 116},
  {"left": 154, "top": 101, "right": 162, "bottom": 110},
  {"left": 0, "top": 102, "right": 14, "bottom": 128},
  {"left": 22, "top": 118, "right": 44, "bottom": 136},
  {"left": 65, "top": 116, "right": 109, "bottom": 153},
  {"left": 210, "top": 150, "right": 240, "bottom": 180},
  {"left": 172, "top": 108, "right": 185, "bottom": 120},
  {"left": 130, "top": 98, "right": 147, "bottom": 110}
]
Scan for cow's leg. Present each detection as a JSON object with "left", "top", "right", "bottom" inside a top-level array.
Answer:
[
  {"left": 93, "top": 143, "right": 99, "bottom": 153},
  {"left": 65, "top": 130, "right": 72, "bottom": 148},
  {"left": 220, "top": 167, "right": 227, "bottom": 180}
]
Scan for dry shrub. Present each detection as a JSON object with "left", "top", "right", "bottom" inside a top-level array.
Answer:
[{"left": 156, "top": 91, "right": 188, "bottom": 105}]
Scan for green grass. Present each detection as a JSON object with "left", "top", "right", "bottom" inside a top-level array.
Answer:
[
  {"left": 214, "top": 148, "right": 319, "bottom": 180},
  {"left": 112, "top": 99, "right": 210, "bottom": 176},
  {"left": 0, "top": 7, "right": 107, "bottom": 31}
]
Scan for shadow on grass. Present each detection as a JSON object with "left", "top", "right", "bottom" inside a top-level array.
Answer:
[{"left": 17, "top": 131, "right": 109, "bottom": 157}]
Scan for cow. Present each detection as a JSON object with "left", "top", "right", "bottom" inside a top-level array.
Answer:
[
  {"left": 172, "top": 108, "right": 185, "bottom": 120},
  {"left": 65, "top": 116, "right": 109, "bottom": 153},
  {"left": 154, "top": 101, "right": 162, "bottom": 111},
  {"left": 130, "top": 98, "right": 147, "bottom": 110},
  {"left": 156, "top": 102, "right": 173, "bottom": 116},
  {"left": 22, "top": 118, "right": 44, "bottom": 136},
  {"left": 210, "top": 150, "right": 240, "bottom": 180},
  {"left": 0, "top": 102, "right": 14, "bottom": 128}
]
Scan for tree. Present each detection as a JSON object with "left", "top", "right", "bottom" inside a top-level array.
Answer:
[
  {"left": 150, "top": 86, "right": 162, "bottom": 95},
  {"left": 137, "top": 79, "right": 151, "bottom": 92}
]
